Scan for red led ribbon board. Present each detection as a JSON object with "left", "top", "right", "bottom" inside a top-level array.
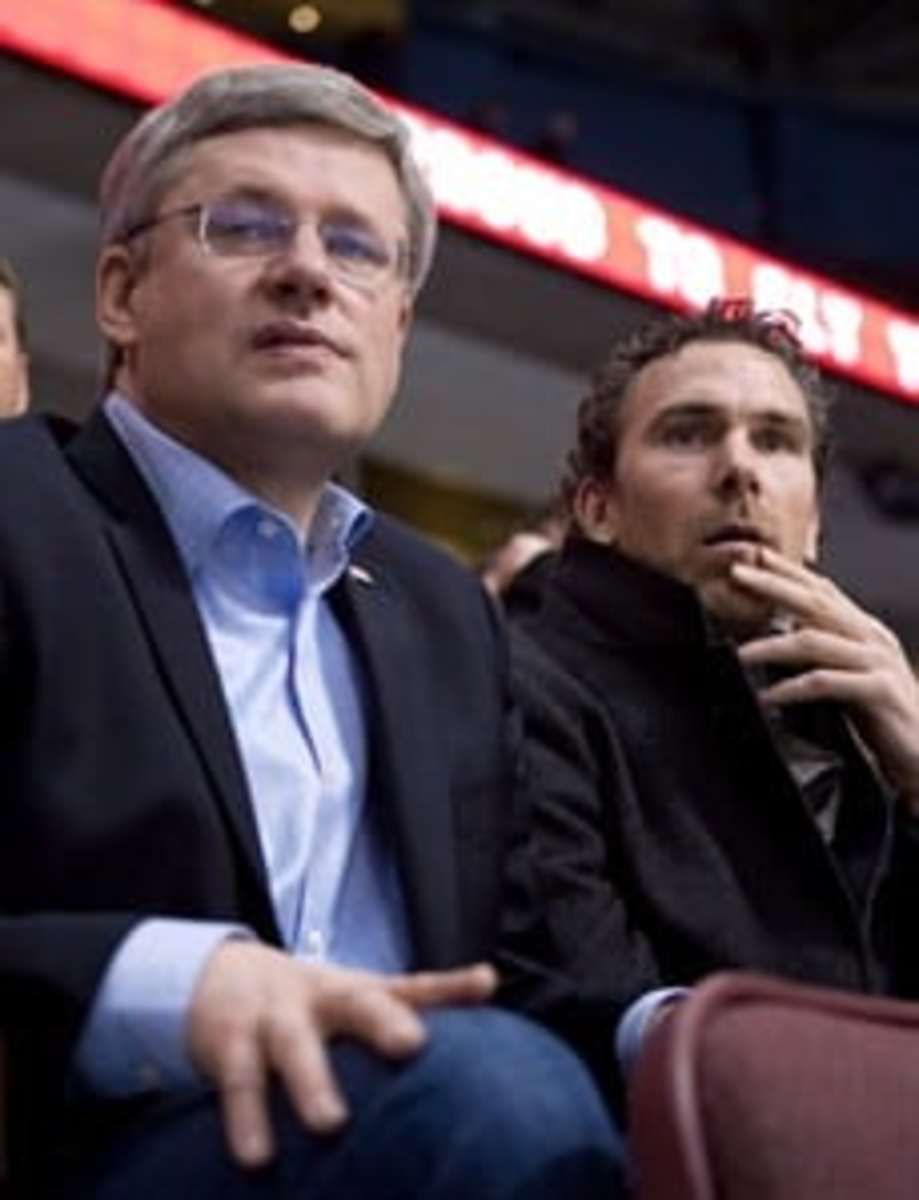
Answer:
[
  {"left": 0, "top": 0, "right": 288, "bottom": 103},
  {"left": 2, "top": 0, "right": 918, "bottom": 403}
]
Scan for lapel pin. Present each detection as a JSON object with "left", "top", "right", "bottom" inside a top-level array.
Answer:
[{"left": 348, "top": 564, "right": 375, "bottom": 586}]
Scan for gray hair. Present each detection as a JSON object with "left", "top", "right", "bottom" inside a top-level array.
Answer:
[{"left": 99, "top": 62, "right": 438, "bottom": 295}]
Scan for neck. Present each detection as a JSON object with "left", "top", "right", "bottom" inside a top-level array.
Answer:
[
  {"left": 227, "top": 463, "right": 326, "bottom": 535},
  {"left": 114, "top": 380, "right": 332, "bottom": 537}
]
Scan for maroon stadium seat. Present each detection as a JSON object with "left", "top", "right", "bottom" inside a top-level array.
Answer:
[{"left": 630, "top": 970, "right": 919, "bottom": 1200}]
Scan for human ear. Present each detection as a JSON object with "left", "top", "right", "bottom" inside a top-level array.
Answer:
[
  {"left": 573, "top": 477, "right": 619, "bottom": 544},
  {"left": 96, "top": 245, "right": 142, "bottom": 357}
]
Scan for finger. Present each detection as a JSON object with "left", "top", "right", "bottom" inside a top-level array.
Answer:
[
  {"left": 730, "top": 562, "right": 864, "bottom": 634},
  {"left": 754, "top": 666, "right": 881, "bottom": 710},
  {"left": 744, "top": 548, "right": 861, "bottom": 616},
  {"left": 388, "top": 962, "right": 498, "bottom": 1007},
  {"left": 752, "top": 545, "right": 817, "bottom": 582},
  {"left": 264, "top": 1016, "right": 349, "bottom": 1135},
  {"left": 315, "top": 980, "right": 428, "bottom": 1059},
  {"left": 215, "top": 1037, "right": 275, "bottom": 1169},
  {"left": 730, "top": 559, "right": 821, "bottom": 604},
  {"left": 739, "top": 629, "right": 872, "bottom": 672},
  {"left": 729, "top": 562, "right": 815, "bottom": 614}
]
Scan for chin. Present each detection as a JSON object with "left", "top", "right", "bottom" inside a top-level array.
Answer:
[{"left": 701, "top": 584, "right": 774, "bottom": 642}]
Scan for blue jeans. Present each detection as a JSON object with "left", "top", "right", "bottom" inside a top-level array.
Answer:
[{"left": 61, "top": 1007, "right": 626, "bottom": 1199}]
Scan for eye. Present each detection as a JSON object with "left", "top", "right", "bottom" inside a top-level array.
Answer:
[
  {"left": 322, "top": 223, "right": 390, "bottom": 268},
  {"left": 754, "top": 425, "right": 801, "bottom": 453},
  {"left": 658, "top": 420, "right": 712, "bottom": 448},
  {"left": 204, "top": 200, "right": 293, "bottom": 254}
]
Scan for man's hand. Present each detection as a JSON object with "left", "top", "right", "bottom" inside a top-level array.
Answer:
[
  {"left": 732, "top": 547, "right": 919, "bottom": 812},
  {"left": 187, "top": 941, "right": 497, "bottom": 1169}
]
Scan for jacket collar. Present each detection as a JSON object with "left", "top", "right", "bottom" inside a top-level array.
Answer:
[{"left": 551, "top": 536, "right": 727, "bottom": 650}]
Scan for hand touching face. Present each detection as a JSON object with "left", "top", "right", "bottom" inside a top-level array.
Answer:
[{"left": 734, "top": 546, "right": 919, "bottom": 813}]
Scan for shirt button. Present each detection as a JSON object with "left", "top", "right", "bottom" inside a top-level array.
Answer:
[
  {"left": 305, "top": 929, "right": 325, "bottom": 960},
  {"left": 257, "top": 518, "right": 280, "bottom": 540}
]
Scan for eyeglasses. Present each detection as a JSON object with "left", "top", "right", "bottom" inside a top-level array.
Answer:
[{"left": 124, "top": 196, "right": 406, "bottom": 292}]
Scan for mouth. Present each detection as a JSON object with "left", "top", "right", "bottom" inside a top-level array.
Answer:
[
  {"left": 701, "top": 523, "right": 772, "bottom": 551},
  {"left": 250, "top": 322, "right": 345, "bottom": 358}
]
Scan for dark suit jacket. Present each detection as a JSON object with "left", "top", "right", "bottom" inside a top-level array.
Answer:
[
  {"left": 0, "top": 411, "right": 554, "bottom": 1183},
  {"left": 512, "top": 537, "right": 919, "bottom": 1087}
]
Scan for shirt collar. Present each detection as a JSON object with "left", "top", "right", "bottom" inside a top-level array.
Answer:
[{"left": 103, "top": 391, "right": 373, "bottom": 582}]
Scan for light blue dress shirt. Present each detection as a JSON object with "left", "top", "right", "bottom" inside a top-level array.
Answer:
[{"left": 76, "top": 394, "right": 412, "bottom": 1095}]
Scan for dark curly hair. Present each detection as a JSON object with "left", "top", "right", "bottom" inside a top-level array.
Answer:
[{"left": 561, "top": 299, "right": 833, "bottom": 516}]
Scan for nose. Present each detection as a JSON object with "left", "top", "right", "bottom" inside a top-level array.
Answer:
[
  {"left": 712, "top": 429, "right": 762, "bottom": 500},
  {"left": 262, "top": 224, "right": 333, "bottom": 306}
]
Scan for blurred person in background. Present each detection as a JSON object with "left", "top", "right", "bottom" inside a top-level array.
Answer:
[
  {"left": 480, "top": 505, "right": 568, "bottom": 618},
  {"left": 0, "top": 255, "right": 30, "bottom": 415}
]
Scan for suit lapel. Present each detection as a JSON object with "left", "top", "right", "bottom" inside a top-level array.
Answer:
[
  {"left": 65, "top": 412, "right": 278, "bottom": 939},
  {"left": 335, "top": 543, "right": 461, "bottom": 968}
]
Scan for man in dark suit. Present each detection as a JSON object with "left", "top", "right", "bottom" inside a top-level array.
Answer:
[
  {"left": 512, "top": 300, "right": 919, "bottom": 1101},
  {"left": 0, "top": 63, "right": 625, "bottom": 1198}
]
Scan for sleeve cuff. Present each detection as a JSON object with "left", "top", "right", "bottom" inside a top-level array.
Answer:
[
  {"left": 615, "top": 986, "right": 688, "bottom": 1078},
  {"left": 74, "top": 917, "right": 254, "bottom": 1096}
]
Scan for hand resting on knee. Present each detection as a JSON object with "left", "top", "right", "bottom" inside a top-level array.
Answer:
[{"left": 187, "top": 941, "right": 496, "bottom": 1169}]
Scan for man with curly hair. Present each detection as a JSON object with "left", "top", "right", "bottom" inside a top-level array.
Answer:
[{"left": 512, "top": 299, "right": 919, "bottom": 1099}]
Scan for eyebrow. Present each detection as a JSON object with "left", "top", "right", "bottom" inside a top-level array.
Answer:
[
  {"left": 217, "top": 184, "right": 390, "bottom": 235},
  {"left": 649, "top": 402, "right": 809, "bottom": 431},
  {"left": 653, "top": 402, "right": 719, "bottom": 420},
  {"left": 645, "top": 402, "right": 724, "bottom": 432}
]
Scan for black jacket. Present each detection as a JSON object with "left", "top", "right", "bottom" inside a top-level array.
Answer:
[
  {"left": 0, "top": 412, "right": 562, "bottom": 1186},
  {"left": 512, "top": 538, "right": 919, "bottom": 1069}
]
